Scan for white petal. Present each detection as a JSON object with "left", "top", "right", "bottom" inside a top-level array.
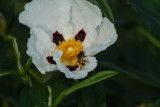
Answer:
[
  {"left": 53, "top": 50, "right": 97, "bottom": 79},
  {"left": 70, "top": 0, "right": 103, "bottom": 40},
  {"left": 19, "top": 0, "right": 70, "bottom": 31},
  {"left": 62, "top": 23, "right": 74, "bottom": 40},
  {"left": 27, "top": 27, "right": 57, "bottom": 74},
  {"left": 84, "top": 18, "right": 118, "bottom": 56}
]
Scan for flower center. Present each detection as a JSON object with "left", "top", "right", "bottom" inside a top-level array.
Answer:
[
  {"left": 57, "top": 38, "right": 83, "bottom": 66},
  {"left": 67, "top": 47, "right": 73, "bottom": 51}
]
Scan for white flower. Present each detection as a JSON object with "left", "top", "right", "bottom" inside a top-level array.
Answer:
[{"left": 19, "top": 0, "right": 118, "bottom": 79}]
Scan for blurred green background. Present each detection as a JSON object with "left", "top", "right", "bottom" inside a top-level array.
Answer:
[{"left": 0, "top": 0, "right": 160, "bottom": 107}]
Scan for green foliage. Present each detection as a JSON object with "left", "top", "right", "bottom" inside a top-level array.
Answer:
[
  {"left": 101, "top": 62, "right": 160, "bottom": 89},
  {"left": 24, "top": 57, "right": 32, "bottom": 73},
  {"left": 41, "top": 72, "right": 58, "bottom": 84},
  {"left": 51, "top": 72, "right": 65, "bottom": 106},
  {"left": 76, "top": 83, "right": 106, "bottom": 107},
  {"left": 10, "top": 36, "right": 32, "bottom": 86},
  {"left": 10, "top": 36, "right": 24, "bottom": 75},
  {"left": 0, "top": 71, "right": 18, "bottom": 77},
  {"left": 135, "top": 26, "right": 160, "bottom": 48},
  {"left": 53, "top": 71, "right": 118, "bottom": 107},
  {"left": 129, "top": 0, "right": 160, "bottom": 37},
  {"left": 19, "top": 86, "right": 49, "bottom": 107}
]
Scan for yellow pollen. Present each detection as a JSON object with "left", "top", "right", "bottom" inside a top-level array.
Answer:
[{"left": 57, "top": 38, "right": 83, "bottom": 66}]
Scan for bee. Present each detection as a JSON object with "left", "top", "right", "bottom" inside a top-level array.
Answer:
[{"left": 77, "top": 51, "right": 87, "bottom": 70}]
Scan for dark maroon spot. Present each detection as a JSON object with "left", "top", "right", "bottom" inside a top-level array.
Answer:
[
  {"left": 46, "top": 56, "right": 56, "bottom": 65},
  {"left": 53, "top": 31, "right": 65, "bottom": 46},
  {"left": 67, "top": 65, "right": 79, "bottom": 71},
  {"left": 75, "top": 29, "right": 86, "bottom": 42}
]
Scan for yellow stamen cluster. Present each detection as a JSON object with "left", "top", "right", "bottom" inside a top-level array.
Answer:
[{"left": 57, "top": 38, "right": 83, "bottom": 66}]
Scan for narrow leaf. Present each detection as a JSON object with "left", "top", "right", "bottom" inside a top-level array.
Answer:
[
  {"left": 24, "top": 57, "right": 32, "bottom": 73},
  {"left": 41, "top": 72, "right": 57, "bottom": 83},
  {"left": 11, "top": 36, "right": 21, "bottom": 59},
  {"left": 19, "top": 86, "right": 49, "bottom": 107},
  {"left": 47, "top": 86, "right": 52, "bottom": 107},
  {"left": 0, "top": 71, "right": 18, "bottom": 77},
  {"left": 129, "top": 0, "right": 160, "bottom": 37},
  {"left": 9, "top": 35, "right": 32, "bottom": 86},
  {"left": 76, "top": 83, "right": 106, "bottom": 107},
  {"left": 10, "top": 36, "right": 25, "bottom": 75},
  {"left": 52, "top": 72, "right": 65, "bottom": 105},
  {"left": 101, "top": 62, "right": 160, "bottom": 89},
  {"left": 53, "top": 70, "right": 118, "bottom": 107},
  {"left": 135, "top": 26, "right": 160, "bottom": 48}
]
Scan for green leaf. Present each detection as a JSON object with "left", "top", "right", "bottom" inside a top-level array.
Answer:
[
  {"left": 53, "top": 70, "right": 118, "bottom": 107},
  {"left": 9, "top": 35, "right": 32, "bottom": 86},
  {"left": 101, "top": 62, "right": 160, "bottom": 89},
  {"left": 10, "top": 36, "right": 25, "bottom": 75},
  {"left": 76, "top": 83, "right": 106, "bottom": 107},
  {"left": 135, "top": 26, "right": 160, "bottom": 48},
  {"left": 28, "top": 69, "right": 41, "bottom": 83},
  {"left": 24, "top": 57, "right": 32, "bottom": 73},
  {"left": 88, "top": 0, "right": 115, "bottom": 23},
  {"left": 47, "top": 86, "right": 52, "bottom": 107},
  {"left": 52, "top": 72, "right": 65, "bottom": 105},
  {"left": 0, "top": 71, "right": 18, "bottom": 77},
  {"left": 19, "top": 86, "right": 49, "bottom": 107},
  {"left": 129, "top": 0, "right": 160, "bottom": 37},
  {"left": 11, "top": 36, "right": 21, "bottom": 59},
  {"left": 41, "top": 71, "right": 57, "bottom": 83}
]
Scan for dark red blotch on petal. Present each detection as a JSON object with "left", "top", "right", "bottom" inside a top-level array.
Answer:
[
  {"left": 46, "top": 56, "right": 56, "bottom": 65},
  {"left": 75, "top": 29, "right": 86, "bottom": 42},
  {"left": 53, "top": 31, "right": 65, "bottom": 46},
  {"left": 67, "top": 65, "right": 79, "bottom": 71}
]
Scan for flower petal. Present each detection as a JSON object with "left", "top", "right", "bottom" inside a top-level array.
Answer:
[
  {"left": 84, "top": 18, "right": 118, "bottom": 56},
  {"left": 19, "top": 0, "right": 70, "bottom": 30},
  {"left": 62, "top": 23, "right": 74, "bottom": 40},
  {"left": 53, "top": 50, "right": 97, "bottom": 79},
  {"left": 70, "top": 0, "right": 103, "bottom": 40},
  {"left": 27, "top": 27, "right": 57, "bottom": 74}
]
